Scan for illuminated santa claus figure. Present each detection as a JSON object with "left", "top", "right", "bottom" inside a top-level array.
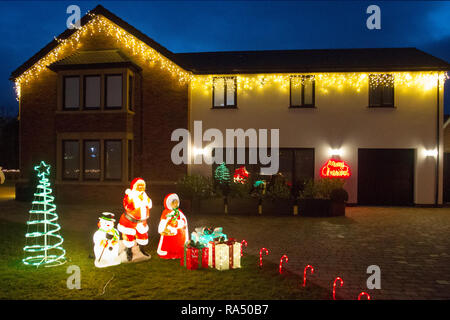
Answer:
[
  {"left": 157, "top": 193, "right": 188, "bottom": 259},
  {"left": 118, "top": 178, "right": 152, "bottom": 261}
]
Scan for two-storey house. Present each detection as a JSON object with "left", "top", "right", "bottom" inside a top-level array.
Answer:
[{"left": 10, "top": 5, "right": 449, "bottom": 205}]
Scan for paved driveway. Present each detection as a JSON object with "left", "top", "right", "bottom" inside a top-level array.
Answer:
[
  {"left": 189, "top": 206, "right": 450, "bottom": 300},
  {"left": 1, "top": 184, "right": 449, "bottom": 299}
]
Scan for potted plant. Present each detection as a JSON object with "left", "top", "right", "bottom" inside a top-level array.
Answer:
[
  {"left": 260, "top": 174, "right": 293, "bottom": 215},
  {"left": 176, "top": 174, "right": 214, "bottom": 214},
  {"left": 329, "top": 187, "right": 348, "bottom": 216},
  {"left": 298, "top": 178, "right": 348, "bottom": 217},
  {"left": 227, "top": 179, "right": 258, "bottom": 215}
]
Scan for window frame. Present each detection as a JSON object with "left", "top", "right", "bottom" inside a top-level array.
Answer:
[
  {"left": 82, "top": 139, "right": 101, "bottom": 181},
  {"left": 368, "top": 74, "right": 395, "bottom": 108},
  {"left": 83, "top": 75, "right": 101, "bottom": 110},
  {"left": 128, "top": 74, "right": 134, "bottom": 112},
  {"left": 212, "top": 76, "right": 237, "bottom": 109},
  {"left": 62, "top": 139, "right": 80, "bottom": 181},
  {"left": 104, "top": 139, "right": 123, "bottom": 181},
  {"left": 105, "top": 74, "right": 123, "bottom": 110},
  {"left": 289, "top": 75, "right": 316, "bottom": 108},
  {"left": 63, "top": 75, "right": 81, "bottom": 110}
]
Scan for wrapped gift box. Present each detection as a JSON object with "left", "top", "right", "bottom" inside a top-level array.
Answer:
[
  {"left": 208, "top": 238, "right": 241, "bottom": 271},
  {"left": 181, "top": 241, "right": 208, "bottom": 270},
  {"left": 191, "top": 227, "right": 228, "bottom": 247}
]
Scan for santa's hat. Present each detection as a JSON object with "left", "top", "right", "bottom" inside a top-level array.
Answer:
[
  {"left": 126, "top": 177, "right": 146, "bottom": 195},
  {"left": 99, "top": 212, "right": 115, "bottom": 222}
]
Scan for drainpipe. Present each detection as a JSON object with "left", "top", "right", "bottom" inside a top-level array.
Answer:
[{"left": 436, "top": 75, "right": 440, "bottom": 207}]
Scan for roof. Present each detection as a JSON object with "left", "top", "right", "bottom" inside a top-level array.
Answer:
[
  {"left": 47, "top": 49, "right": 142, "bottom": 72},
  {"left": 10, "top": 5, "right": 450, "bottom": 80},
  {"left": 176, "top": 48, "right": 450, "bottom": 74}
]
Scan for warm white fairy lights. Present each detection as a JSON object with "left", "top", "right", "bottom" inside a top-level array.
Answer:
[{"left": 13, "top": 12, "right": 449, "bottom": 102}]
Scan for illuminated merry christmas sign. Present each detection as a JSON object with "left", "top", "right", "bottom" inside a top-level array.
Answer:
[{"left": 320, "top": 159, "right": 351, "bottom": 178}]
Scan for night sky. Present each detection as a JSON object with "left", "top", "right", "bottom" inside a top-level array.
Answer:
[{"left": 1, "top": 1, "right": 450, "bottom": 115}]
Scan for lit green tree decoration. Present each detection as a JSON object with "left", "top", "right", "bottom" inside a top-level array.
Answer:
[
  {"left": 23, "top": 161, "right": 66, "bottom": 266},
  {"left": 214, "top": 162, "right": 231, "bottom": 185}
]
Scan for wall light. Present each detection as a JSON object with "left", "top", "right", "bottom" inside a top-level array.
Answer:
[
  {"left": 423, "top": 149, "right": 438, "bottom": 157},
  {"left": 328, "top": 148, "right": 343, "bottom": 157}
]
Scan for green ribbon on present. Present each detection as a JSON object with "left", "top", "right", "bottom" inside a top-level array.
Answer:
[{"left": 183, "top": 240, "right": 206, "bottom": 269}]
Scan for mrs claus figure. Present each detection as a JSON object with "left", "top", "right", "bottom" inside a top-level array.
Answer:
[{"left": 157, "top": 193, "right": 188, "bottom": 259}]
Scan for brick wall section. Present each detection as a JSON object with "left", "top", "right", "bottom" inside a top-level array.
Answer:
[{"left": 18, "top": 21, "right": 188, "bottom": 204}]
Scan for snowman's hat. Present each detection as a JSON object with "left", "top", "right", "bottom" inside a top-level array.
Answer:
[{"left": 99, "top": 212, "right": 115, "bottom": 222}]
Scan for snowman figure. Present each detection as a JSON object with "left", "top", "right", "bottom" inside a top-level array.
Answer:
[{"left": 93, "top": 212, "right": 121, "bottom": 268}]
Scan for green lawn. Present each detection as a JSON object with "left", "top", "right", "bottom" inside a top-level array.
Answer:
[{"left": 0, "top": 218, "right": 328, "bottom": 300}]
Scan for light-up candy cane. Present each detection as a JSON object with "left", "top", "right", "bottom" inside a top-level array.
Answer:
[
  {"left": 332, "top": 277, "right": 344, "bottom": 300},
  {"left": 279, "top": 255, "right": 288, "bottom": 274},
  {"left": 357, "top": 292, "right": 371, "bottom": 300},
  {"left": 259, "top": 248, "right": 269, "bottom": 268},
  {"left": 303, "top": 265, "right": 315, "bottom": 287},
  {"left": 241, "top": 240, "right": 247, "bottom": 257}
]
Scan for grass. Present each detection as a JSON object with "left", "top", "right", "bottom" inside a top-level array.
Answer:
[{"left": 0, "top": 218, "right": 328, "bottom": 300}]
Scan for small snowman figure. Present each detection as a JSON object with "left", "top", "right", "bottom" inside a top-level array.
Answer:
[{"left": 93, "top": 212, "right": 121, "bottom": 268}]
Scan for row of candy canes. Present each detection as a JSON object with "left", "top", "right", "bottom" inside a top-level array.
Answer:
[{"left": 255, "top": 246, "right": 371, "bottom": 300}]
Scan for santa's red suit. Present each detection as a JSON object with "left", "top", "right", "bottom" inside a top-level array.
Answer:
[
  {"left": 157, "top": 193, "right": 188, "bottom": 259},
  {"left": 118, "top": 178, "right": 152, "bottom": 248}
]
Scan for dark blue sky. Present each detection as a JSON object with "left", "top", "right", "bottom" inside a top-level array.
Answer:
[{"left": 1, "top": 1, "right": 450, "bottom": 115}]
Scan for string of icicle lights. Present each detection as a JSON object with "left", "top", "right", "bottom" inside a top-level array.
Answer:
[
  {"left": 13, "top": 12, "right": 449, "bottom": 101},
  {"left": 23, "top": 161, "right": 66, "bottom": 267}
]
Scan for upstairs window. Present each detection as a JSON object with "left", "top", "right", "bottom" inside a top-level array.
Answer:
[
  {"left": 213, "top": 77, "right": 237, "bottom": 108},
  {"left": 369, "top": 74, "right": 394, "bottom": 107},
  {"left": 105, "top": 74, "right": 123, "bottom": 109},
  {"left": 63, "top": 76, "right": 80, "bottom": 110},
  {"left": 290, "top": 75, "right": 315, "bottom": 108},
  {"left": 84, "top": 75, "right": 101, "bottom": 110},
  {"left": 128, "top": 74, "right": 134, "bottom": 111}
]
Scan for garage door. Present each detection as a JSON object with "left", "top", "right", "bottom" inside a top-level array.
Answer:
[{"left": 358, "top": 149, "right": 414, "bottom": 205}]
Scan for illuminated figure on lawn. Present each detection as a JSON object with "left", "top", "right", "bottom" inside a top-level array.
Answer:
[
  {"left": 118, "top": 178, "right": 152, "bottom": 261},
  {"left": 157, "top": 193, "right": 189, "bottom": 259},
  {"left": 93, "top": 212, "right": 121, "bottom": 268}
]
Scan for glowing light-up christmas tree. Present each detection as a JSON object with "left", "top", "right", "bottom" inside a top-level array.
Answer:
[{"left": 23, "top": 161, "right": 66, "bottom": 266}]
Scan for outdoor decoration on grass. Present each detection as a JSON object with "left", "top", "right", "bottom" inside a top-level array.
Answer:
[
  {"left": 320, "top": 159, "right": 351, "bottom": 178},
  {"left": 303, "top": 265, "right": 315, "bottom": 287},
  {"left": 279, "top": 255, "right": 289, "bottom": 274},
  {"left": 208, "top": 238, "right": 241, "bottom": 271},
  {"left": 191, "top": 226, "right": 227, "bottom": 247},
  {"left": 93, "top": 212, "right": 121, "bottom": 268},
  {"left": 157, "top": 193, "right": 188, "bottom": 259},
  {"left": 358, "top": 292, "right": 371, "bottom": 300},
  {"left": 23, "top": 161, "right": 66, "bottom": 267},
  {"left": 180, "top": 240, "right": 208, "bottom": 270},
  {"left": 233, "top": 166, "right": 249, "bottom": 184},
  {"left": 333, "top": 277, "right": 344, "bottom": 300},
  {"left": 118, "top": 178, "right": 152, "bottom": 262},
  {"left": 259, "top": 248, "right": 269, "bottom": 268},
  {"left": 240, "top": 240, "right": 247, "bottom": 257}
]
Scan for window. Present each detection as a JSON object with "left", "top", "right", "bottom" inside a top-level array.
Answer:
[
  {"left": 105, "top": 140, "right": 122, "bottom": 180},
  {"left": 84, "top": 75, "right": 101, "bottom": 109},
  {"left": 83, "top": 140, "right": 100, "bottom": 180},
  {"left": 369, "top": 74, "right": 394, "bottom": 107},
  {"left": 213, "top": 77, "right": 237, "bottom": 108},
  {"left": 128, "top": 75, "right": 134, "bottom": 111},
  {"left": 105, "top": 74, "right": 123, "bottom": 109},
  {"left": 290, "top": 75, "right": 315, "bottom": 107},
  {"left": 62, "top": 140, "right": 80, "bottom": 180},
  {"left": 63, "top": 76, "right": 80, "bottom": 110}
]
